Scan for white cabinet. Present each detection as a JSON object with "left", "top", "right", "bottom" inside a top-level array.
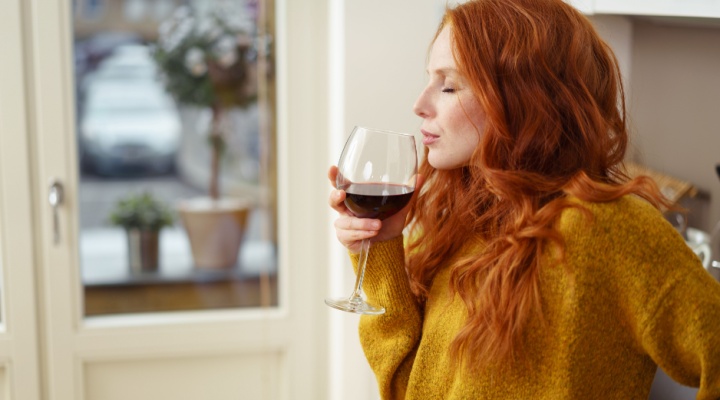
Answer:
[
  {"left": 568, "top": 0, "right": 720, "bottom": 19},
  {"left": 565, "top": 0, "right": 594, "bottom": 15},
  {"left": 595, "top": 0, "right": 720, "bottom": 18}
]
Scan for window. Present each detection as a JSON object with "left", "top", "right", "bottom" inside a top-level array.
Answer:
[{"left": 73, "top": 0, "right": 278, "bottom": 316}]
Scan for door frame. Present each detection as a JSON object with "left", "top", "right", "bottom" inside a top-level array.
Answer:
[{"left": 0, "top": 0, "right": 43, "bottom": 398}]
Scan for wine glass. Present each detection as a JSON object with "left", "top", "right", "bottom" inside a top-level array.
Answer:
[{"left": 325, "top": 126, "right": 418, "bottom": 315}]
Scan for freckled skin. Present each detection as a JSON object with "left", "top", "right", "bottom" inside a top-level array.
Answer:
[{"left": 413, "top": 27, "right": 486, "bottom": 170}]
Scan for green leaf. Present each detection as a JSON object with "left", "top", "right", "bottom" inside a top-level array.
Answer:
[{"left": 109, "top": 192, "right": 175, "bottom": 231}]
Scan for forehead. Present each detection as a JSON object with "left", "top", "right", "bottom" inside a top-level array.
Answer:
[{"left": 428, "top": 26, "right": 456, "bottom": 73}]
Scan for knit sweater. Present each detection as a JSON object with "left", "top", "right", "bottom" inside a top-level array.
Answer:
[{"left": 351, "top": 195, "right": 720, "bottom": 399}]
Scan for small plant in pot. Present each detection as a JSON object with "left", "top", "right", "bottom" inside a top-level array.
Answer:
[{"left": 110, "top": 192, "right": 175, "bottom": 272}]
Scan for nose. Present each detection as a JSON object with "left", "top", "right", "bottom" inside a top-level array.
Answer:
[{"left": 413, "top": 87, "right": 431, "bottom": 118}]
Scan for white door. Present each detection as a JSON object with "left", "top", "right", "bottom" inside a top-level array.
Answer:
[
  {"left": 17, "top": 0, "right": 332, "bottom": 398},
  {"left": 0, "top": 0, "right": 44, "bottom": 398}
]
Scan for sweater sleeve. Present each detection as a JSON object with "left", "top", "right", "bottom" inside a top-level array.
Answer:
[
  {"left": 349, "top": 236, "right": 423, "bottom": 400},
  {"left": 594, "top": 197, "right": 720, "bottom": 399},
  {"left": 569, "top": 196, "right": 720, "bottom": 399},
  {"left": 640, "top": 265, "right": 720, "bottom": 400}
]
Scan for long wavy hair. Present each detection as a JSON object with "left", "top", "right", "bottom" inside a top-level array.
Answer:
[{"left": 405, "top": 0, "right": 668, "bottom": 368}]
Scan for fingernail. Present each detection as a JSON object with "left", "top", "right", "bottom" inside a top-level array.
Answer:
[{"left": 371, "top": 221, "right": 381, "bottom": 229}]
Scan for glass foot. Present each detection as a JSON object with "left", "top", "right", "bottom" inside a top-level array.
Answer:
[{"left": 324, "top": 297, "right": 385, "bottom": 315}]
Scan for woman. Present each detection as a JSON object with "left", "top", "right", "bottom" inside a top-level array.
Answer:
[{"left": 328, "top": 0, "right": 720, "bottom": 398}]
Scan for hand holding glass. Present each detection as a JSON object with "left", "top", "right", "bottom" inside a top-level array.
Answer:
[{"left": 325, "top": 126, "right": 418, "bottom": 315}]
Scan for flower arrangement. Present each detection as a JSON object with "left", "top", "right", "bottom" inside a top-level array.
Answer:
[{"left": 152, "top": 1, "right": 258, "bottom": 200}]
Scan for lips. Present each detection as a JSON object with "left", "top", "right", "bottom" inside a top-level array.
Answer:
[{"left": 421, "top": 130, "right": 439, "bottom": 145}]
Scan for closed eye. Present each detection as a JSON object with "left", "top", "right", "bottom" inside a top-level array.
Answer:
[{"left": 442, "top": 87, "right": 456, "bottom": 93}]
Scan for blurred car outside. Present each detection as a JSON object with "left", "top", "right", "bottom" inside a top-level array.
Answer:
[
  {"left": 74, "top": 31, "right": 143, "bottom": 73},
  {"left": 79, "top": 44, "right": 181, "bottom": 176},
  {"left": 81, "top": 43, "right": 159, "bottom": 93},
  {"left": 74, "top": 32, "right": 143, "bottom": 108}
]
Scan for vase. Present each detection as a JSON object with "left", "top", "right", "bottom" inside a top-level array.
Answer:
[
  {"left": 127, "top": 229, "right": 160, "bottom": 272},
  {"left": 178, "top": 197, "right": 251, "bottom": 269}
]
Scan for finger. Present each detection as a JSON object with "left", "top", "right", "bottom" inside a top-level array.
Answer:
[
  {"left": 337, "top": 229, "right": 379, "bottom": 244},
  {"left": 327, "top": 165, "right": 339, "bottom": 188},
  {"left": 328, "top": 189, "right": 348, "bottom": 212},
  {"left": 335, "top": 216, "right": 381, "bottom": 232}
]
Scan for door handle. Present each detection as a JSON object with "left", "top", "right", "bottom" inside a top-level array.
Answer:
[{"left": 48, "top": 179, "right": 64, "bottom": 245}]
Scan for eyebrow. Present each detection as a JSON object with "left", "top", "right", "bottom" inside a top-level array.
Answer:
[{"left": 427, "top": 67, "right": 460, "bottom": 77}]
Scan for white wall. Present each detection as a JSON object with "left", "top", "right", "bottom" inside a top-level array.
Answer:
[
  {"left": 341, "top": 0, "right": 441, "bottom": 144},
  {"left": 590, "top": 15, "right": 635, "bottom": 97}
]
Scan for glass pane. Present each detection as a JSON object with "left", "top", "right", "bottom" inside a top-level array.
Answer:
[{"left": 73, "top": 0, "right": 277, "bottom": 316}]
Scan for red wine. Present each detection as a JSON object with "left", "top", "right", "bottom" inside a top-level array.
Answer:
[{"left": 342, "top": 183, "right": 414, "bottom": 220}]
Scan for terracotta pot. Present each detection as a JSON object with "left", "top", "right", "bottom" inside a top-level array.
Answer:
[
  {"left": 127, "top": 229, "right": 159, "bottom": 272},
  {"left": 178, "top": 197, "right": 251, "bottom": 269}
]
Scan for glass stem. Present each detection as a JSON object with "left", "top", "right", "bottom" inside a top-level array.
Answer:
[{"left": 349, "top": 238, "right": 371, "bottom": 304}]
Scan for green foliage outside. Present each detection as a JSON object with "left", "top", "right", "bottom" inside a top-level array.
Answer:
[
  {"left": 152, "top": 34, "right": 216, "bottom": 107},
  {"left": 110, "top": 193, "right": 175, "bottom": 231},
  {"left": 151, "top": 5, "right": 257, "bottom": 109}
]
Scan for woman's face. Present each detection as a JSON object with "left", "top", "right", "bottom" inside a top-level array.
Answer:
[{"left": 413, "top": 26, "right": 485, "bottom": 170}]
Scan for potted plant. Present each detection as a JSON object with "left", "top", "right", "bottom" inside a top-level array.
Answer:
[
  {"left": 152, "top": 3, "right": 256, "bottom": 269},
  {"left": 110, "top": 192, "right": 175, "bottom": 272}
]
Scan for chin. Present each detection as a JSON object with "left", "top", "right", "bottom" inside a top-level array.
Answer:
[{"left": 427, "top": 153, "right": 466, "bottom": 170}]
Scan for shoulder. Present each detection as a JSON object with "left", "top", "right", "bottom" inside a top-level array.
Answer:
[
  {"left": 559, "top": 195, "right": 672, "bottom": 242},
  {"left": 558, "top": 195, "right": 691, "bottom": 266}
]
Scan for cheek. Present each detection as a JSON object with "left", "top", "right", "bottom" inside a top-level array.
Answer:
[
  {"left": 448, "top": 104, "right": 483, "bottom": 165},
  {"left": 465, "top": 99, "right": 487, "bottom": 132},
  {"left": 427, "top": 126, "right": 479, "bottom": 170},
  {"left": 456, "top": 132, "right": 480, "bottom": 164},
  {"left": 427, "top": 96, "right": 485, "bottom": 170},
  {"left": 448, "top": 96, "right": 485, "bottom": 135},
  {"left": 449, "top": 110, "right": 482, "bottom": 148},
  {"left": 460, "top": 103, "right": 485, "bottom": 147}
]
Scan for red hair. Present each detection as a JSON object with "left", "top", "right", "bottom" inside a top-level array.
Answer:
[{"left": 405, "top": 0, "right": 668, "bottom": 368}]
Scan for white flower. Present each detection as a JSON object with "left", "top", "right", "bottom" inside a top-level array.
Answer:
[
  {"left": 184, "top": 48, "right": 207, "bottom": 76},
  {"left": 213, "top": 0, "right": 253, "bottom": 33},
  {"left": 213, "top": 35, "right": 239, "bottom": 68},
  {"left": 175, "top": 18, "right": 195, "bottom": 43},
  {"left": 173, "top": 5, "right": 191, "bottom": 21},
  {"left": 196, "top": 18, "right": 217, "bottom": 40},
  {"left": 158, "top": 13, "right": 195, "bottom": 53}
]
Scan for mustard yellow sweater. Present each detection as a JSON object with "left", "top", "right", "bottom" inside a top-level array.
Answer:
[{"left": 351, "top": 196, "right": 720, "bottom": 399}]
